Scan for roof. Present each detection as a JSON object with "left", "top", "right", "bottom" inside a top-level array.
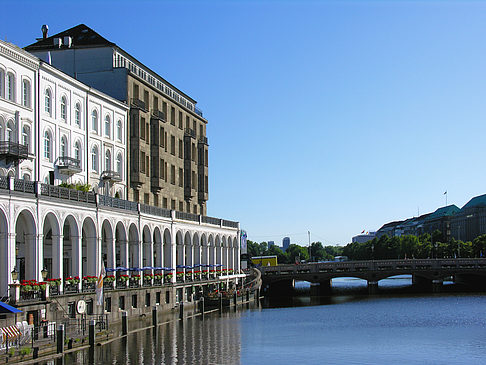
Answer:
[
  {"left": 377, "top": 220, "right": 404, "bottom": 231},
  {"left": 24, "top": 24, "right": 198, "bottom": 106},
  {"left": 425, "top": 205, "right": 460, "bottom": 221},
  {"left": 462, "top": 194, "right": 486, "bottom": 210},
  {"left": 24, "top": 24, "right": 114, "bottom": 51}
]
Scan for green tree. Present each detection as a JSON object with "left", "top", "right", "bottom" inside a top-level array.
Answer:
[{"left": 286, "top": 244, "right": 309, "bottom": 264}]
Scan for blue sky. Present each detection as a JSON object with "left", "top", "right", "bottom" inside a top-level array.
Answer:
[{"left": 3, "top": 0, "right": 486, "bottom": 246}]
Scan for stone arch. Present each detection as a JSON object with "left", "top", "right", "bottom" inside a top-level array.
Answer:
[
  {"left": 176, "top": 230, "right": 184, "bottom": 268},
  {"left": 163, "top": 228, "right": 172, "bottom": 269},
  {"left": 101, "top": 219, "right": 114, "bottom": 270},
  {"left": 215, "top": 236, "right": 222, "bottom": 267},
  {"left": 184, "top": 231, "right": 192, "bottom": 268},
  {"left": 0, "top": 207, "right": 9, "bottom": 295},
  {"left": 63, "top": 214, "right": 80, "bottom": 280},
  {"left": 115, "top": 221, "right": 128, "bottom": 270},
  {"left": 193, "top": 232, "right": 201, "bottom": 267},
  {"left": 153, "top": 227, "right": 162, "bottom": 270},
  {"left": 15, "top": 209, "right": 37, "bottom": 282},
  {"left": 222, "top": 236, "right": 228, "bottom": 271},
  {"left": 200, "top": 233, "right": 208, "bottom": 267},
  {"left": 82, "top": 217, "right": 98, "bottom": 276},
  {"left": 42, "top": 212, "right": 61, "bottom": 281},
  {"left": 128, "top": 223, "right": 140, "bottom": 269},
  {"left": 142, "top": 225, "right": 152, "bottom": 269},
  {"left": 208, "top": 234, "right": 215, "bottom": 268}
]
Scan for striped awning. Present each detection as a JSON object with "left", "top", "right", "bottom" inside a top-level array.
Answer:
[{"left": 1, "top": 326, "right": 21, "bottom": 343}]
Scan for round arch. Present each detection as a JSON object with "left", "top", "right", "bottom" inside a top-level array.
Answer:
[
  {"left": 15, "top": 209, "right": 37, "bottom": 282},
  {"left": 82, "top": 217, "right": 97, "bottom": 277}
]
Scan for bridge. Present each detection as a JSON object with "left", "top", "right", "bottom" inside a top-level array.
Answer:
[{"left": 258, "top": 258, "right": 486, "bottom": 295}]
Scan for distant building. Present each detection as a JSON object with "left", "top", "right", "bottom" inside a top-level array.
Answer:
[
  {"left": 282, "top": 237, "right": 290, "bottom": 251},
  {"left": 352, "top": 232, "right": 376, "bottom": 244},
  {"left": 268, "top": 241, "right": 275, "bottom": 247}
]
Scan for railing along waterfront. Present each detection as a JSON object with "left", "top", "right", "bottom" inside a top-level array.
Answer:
[{"left": 0, "top": 178, "right": 238, "bottom": 228}]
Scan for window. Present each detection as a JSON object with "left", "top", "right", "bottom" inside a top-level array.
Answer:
[
  {"left": 178, "top": 111, "right": 183, "bottom": 129},
  {"left": 45, "top": 89, "right": 52, "bottom": 115},
  {"left": 105, "top": 149, "right": 111, "bottom": 171},
  {"left": 140, "top": 118, "right": 145, "bottom": 140},
  {"left": 171, "top": 165, "right": 175, "bottom": 185},
  {"left": 178, "top": 139, "right": 183, "bottom": 158},
  {"left": 0, "top": 70, "right": 4, "bottom": 98},
  {"left": 117, "top": 120, "right": 122, "bottom": 141},
  {"left": 141, "top": 152, "right": 145, "bottom": 173},
  {"left": 61, "top": 96, "right": 67, "bottom": 121},
  {"left": 91, "top": 146, "right": 99, "bottom": 172},
  {"left": 91, "top": 110, "right": 98, "bottom": 133},
  {"left": 105, "top": 115, "right": 111, "bottom": 137},
  {"left": 171, "top": 135, "right": 175, "bottom": 155},
  {"left": 74, "top": 141, "right": 81, "bottom": 162},
  {"left": 44, "top": 131, "right": 51, "bottom": 160},
  {"left": 60, "top": 136, "right": 67, "bottom": 157},
  {"left": 22, "top": 126, "right": 29, "bottom": 150},
  {"left": 116, "top": 154, "right": 123, "bottom": 176},
  {"left": 75, "top": 103, "right": 81, "bottom": 127},
  {"left": 6, "top": 73, "right": 14, "bottom": 101},
  {"left": 6, "top": 122, "right": 14, "bottom": 142},
  {"left": 22, "top": 80, "right": 30, "bottom": 107},
  {"left": 179, "top": 168, "right": 183, "bottom": 187}
]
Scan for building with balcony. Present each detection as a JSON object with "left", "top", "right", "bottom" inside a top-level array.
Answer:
[
  {"left": 26, "top": 24, "right": 209, "bottom": 215},
  {"left": 0, "top": 40, "right": 38, "bottom": 181},
  {"left": 37, "top": 61, "right": 128, "bottom": 198}
]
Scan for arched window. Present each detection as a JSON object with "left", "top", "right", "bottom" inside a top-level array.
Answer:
[
  {"left": 74, "top": 141, "right": 81, "bottom": 162},
  {"left": 117, "top": 120, "right": 122, "bottom": 141},
  {"left": 60, "top": 96, "right": 67, "bottom": 121},
  {"left": 91, "top": 110, "right": 98, "bottom": 133},
  {"left": 45, "top": 89, "right": 52, "bottom": 115},
  {"left": 6, "top": 73, "right": 15, "bottom": 102},
  {"left": 91, "top": 145, "right": 99, "bottom": 172},
  {"left": 104, "top": 115, "right": 111, "bottom": 137},
  {"left": 0, "top": 121, "right": 3, "bottom": 141},
  {"left": 6, "top": 121, "right": 14, "bottom": 142},
  {"left": 0, "top": 69, "right": 4, "bottom": 98},
  {"left": 60, "top": 136, "right": 67, "bottom": 157},
  {"left": 116, "top": 153, "right": 123, "bottom": 177},
  {"left": 22, "top": 80, "right": 30, "bottom": 107},
  {"left": 105, "top": 149, "right": 111, "bottom": 171},
  {"left": 22, "top": 126, "right": 30, "bottom": 150},
  {"left": 23, "top": 173, "right": 30, "bottom": 181},
  {"left": 44, "top": 131, "right": 51, "bottom": 160},
  {"left": 75, "top": 103, "right": 81, "bottom": 127}
]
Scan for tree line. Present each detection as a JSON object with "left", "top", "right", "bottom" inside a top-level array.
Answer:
[
  {"left": 342, "top": 231, "right": 486, "bottom": 260},
  {"left": 247, "top": 231, "right": 486, "bottom": 264},
  {"left": 247, "top": 240, "right": 343, "bottom": 264}
]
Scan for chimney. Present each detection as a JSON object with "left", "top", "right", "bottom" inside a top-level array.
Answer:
[{"left": 41, "top": 25, "right": 49, "bottom": 39}]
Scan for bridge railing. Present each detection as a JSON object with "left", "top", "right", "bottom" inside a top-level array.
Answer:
[{"left": 260, "top": 258, "right": 486, "bottom": 276}]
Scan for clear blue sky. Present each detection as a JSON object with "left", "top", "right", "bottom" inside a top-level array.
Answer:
[{"left": 3, "top": 0, "right": 486, "bottom": 246}]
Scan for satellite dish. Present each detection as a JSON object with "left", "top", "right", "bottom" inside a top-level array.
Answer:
[{"left": 77, "top": 300, "right": 86, "bottom": 314}]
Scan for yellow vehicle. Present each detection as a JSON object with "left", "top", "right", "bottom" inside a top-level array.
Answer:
[{"left": 251, "top": 255, "right": 278, "bottom": 267}]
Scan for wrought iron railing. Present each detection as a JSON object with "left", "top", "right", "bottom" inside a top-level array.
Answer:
[
  {"left": 130, "top": 98, "right": 147, "bottom": 111},
  {"left": 56, "top": 156, "right": 81, "bottom": 170},
  {"left": 0, "top": 141, "right": 29, "bottom": 159},
  {"left": 151, "top": 109, "right": 165, "bottom": 120},
  {"left": 14, "top": 179, "right": 35, "bottom": 193},
  {"left": 99, "top": 195, "right": 138, "bottom": 211},
  {"left": 140, "top": 204, "right": 171, "bottom": 218},
  {"left": 202, "top": 216, "right": 221, "bottom": 226},
  {"left": 40, "top": 184, "right": 96, "bottom": 203},
  {"left": 176, "top": 211, "right": 199, "bottom": 222}
]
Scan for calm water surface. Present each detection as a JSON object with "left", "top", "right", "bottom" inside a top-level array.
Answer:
[{"left": 48, "top": 277, "right": 486, "bottom": 364}]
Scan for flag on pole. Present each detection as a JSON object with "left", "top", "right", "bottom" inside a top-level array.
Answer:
[
  {"left": 361, "top": 230, "right": 365, "bottom": 234},
  {"left": 96, "top": 262, "right": 105, "bottom": 307},
  {"left": 444, "top": 191, "right": 447, "bottom": 195}
]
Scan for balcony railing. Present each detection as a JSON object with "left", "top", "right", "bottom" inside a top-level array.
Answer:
[
  {"left": 99, "top": 195, "right": 138, "bottom": 211},
  {"left": 130, "top": 98, "right": 147, "bottom": 112},
  {"left": 202, "top": 216, "right": 221, "bottom": 226},
  {"left": 195, "top": 107, "right": 203, "bottom": 117},
  {"left": 56, "top": 156, "right": 82, "bottom": 175},
  {"left": 140, "top": 204, "right": 171, "bottom": 218},
  {"left": 101, "top": 170, "right": 122, "bottom": 182},
  {"left": 40, "top": 183, "right": 96, "bottom": 203},
  {"left": 151, "top": 109, "right": 165, "bottom": 121},
  {"left": 184, "top": 128, "right": 196, "bottom": 139},
  {"left": 175, "top": 211, "right": 199, "bottom": 222},
  {"left": 0, "top": 141, "right": 29, "bottom": 162},
  {"left": 198, "top": 136, "right": 208, "bottom": 145}
]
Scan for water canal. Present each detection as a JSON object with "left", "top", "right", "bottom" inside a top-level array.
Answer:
[{"left": 42, "top": 276, "right": 486, "bottom": 364}]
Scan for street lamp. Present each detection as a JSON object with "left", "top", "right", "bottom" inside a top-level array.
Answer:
[
  {"left": 11, "top": 267, "right": 18, "bottom": 283},
  {"left": 41, "top": 268, "right": 48, "bottom": 281}
]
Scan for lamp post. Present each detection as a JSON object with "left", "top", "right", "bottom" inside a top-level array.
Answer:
[
  {"left": 41, "top": 268, "right": 48, "bottom": 281},
  {"left": 11, "top": 267, "right": 18, "bottom": 283}
]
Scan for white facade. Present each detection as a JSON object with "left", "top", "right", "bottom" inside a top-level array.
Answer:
[
  {"left": 0, "top": 180, "right": 240, "bottom": 297},
  {"left": 0, "top": 40, "right": 38, "bottom": 180},
  {"left": 38, "top": 63, "right": 128, "bottom": 198}
]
